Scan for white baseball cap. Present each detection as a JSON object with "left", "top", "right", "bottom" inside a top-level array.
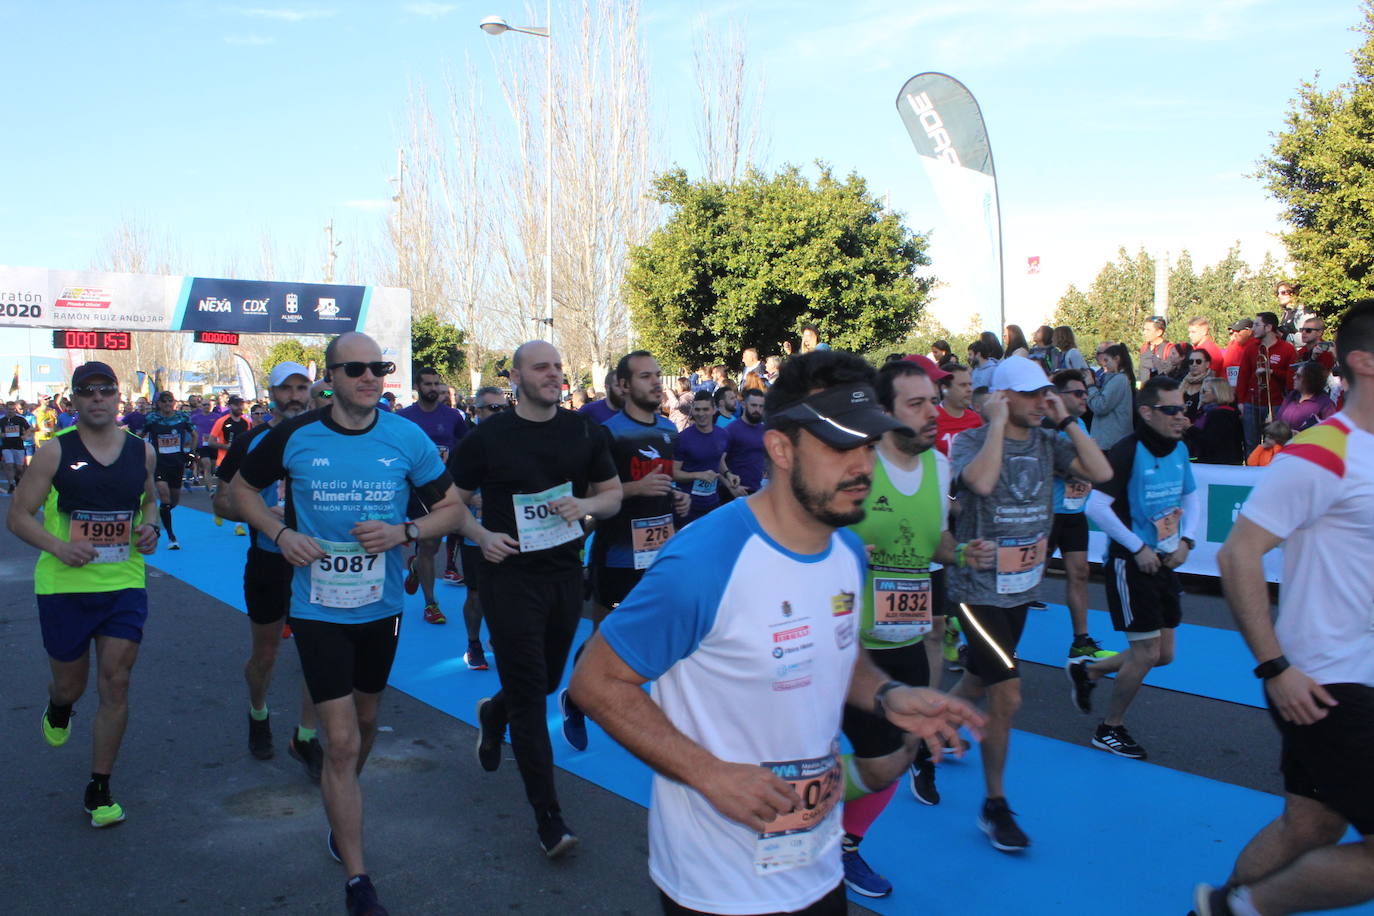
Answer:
[
  {"left": 992, "top": 355, "right": 1052, "bottom": 393},
  {"left": 268, "top": 362, "right": 311, "bottom": 387}
]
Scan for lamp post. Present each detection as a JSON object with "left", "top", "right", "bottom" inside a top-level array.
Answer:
[{"left": 480, "top": 5, "right": 553, "bottom": 343}]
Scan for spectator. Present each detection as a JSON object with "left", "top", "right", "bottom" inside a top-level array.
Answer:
[
  {"left": 1084, "top": 343, "right": 1136, "bottom": 449},
  {"left": 1246, "top": 419, "right": 1292, "bottom": 467},
  {"left": 737, "top": 348, "right": 765, "bottom": 388},
  {"left": 799, "top": 323, "right": 829, "bottom": 352},
  {"left": 936, "top": 363, "right": 983, "bottom": 456},
  {"left": 1275, "top": 362, "right": 1337, "bottom": 433},
  {"left": 1092, "top": 341, "right": 1113, "bottom": 386},
  {"left": 1028, "top": 325, "right": 1059, "bottom": 372},
  {"left": 1187, "top": 317, "right": 1225, "bottom": 377},
  {"left": 929, "top": 339, "right": 952, "bottom": 366},
  {"left": 1166, "top": 341, "right": 1195, "bottom": 381},
  {"left": 977, "top": 331, "right": 1005, "bottom": 360},
  {"left": 1053, "top": 326, "right": 1089, "bottom": 372},
  {"left": 1180, "top": 350, "right": 1212, "bottom": 421},
  {"left": 1294, "top": 316, "right": 1336, "bottom": 384},
  {"left": 1138, "top": 315, "right": 1179, "bottom": 382},
  {"left": 968, "top": 340, "right": 1001, "bottom": 390},
  {"left": 763, "top": 355, "right": 781, "bottom": 385},
  {"left": 1004, "top": 324, "right": 1031, "bottom": 358},
  {"left": 1188, "top": 377, "right": 1244, "bottom": 465},
  {"left": 1221, "top": 317, "right": 1255, "bottom": 389},
  {"left": 1235, "top": 311, "right": 1299, "bottom": 455}
]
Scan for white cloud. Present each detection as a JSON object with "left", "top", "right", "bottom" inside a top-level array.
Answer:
[
  {"left": 224, "top": 33, "right": 275, "bottom": 45},
  {"left": 404, "top": 2, "right": 457, "bottom": 16},
  {"left": 233, "top": 7, "right": 336, "bottom": 23},
  {"left": 341, "top": 199, "right": 391, "bottom": 211}
]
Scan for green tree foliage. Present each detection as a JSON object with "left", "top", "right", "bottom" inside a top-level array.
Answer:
[
  {"left": 1051, "top": 246, "right": 1285, "bottom": 348},
  {"left": 1259, "top": 1, "right": 1374, "bottom": 316},
  {"left": 411, "top": 313, "right": 467, "bottom": 382},
  {"left": 625, "top": 165, "right": 933, "bottom": 369},
  {"left": 261, "top": 339, "right": 325, "bottom": 382}
]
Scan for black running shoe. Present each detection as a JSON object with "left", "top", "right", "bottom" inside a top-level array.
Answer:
[
  {"left": 248, "top": 712, "right": 273, "bottom": 760},
  {"left": 289, "top": 734, "right": 323, "bottom": 783},
  {"left": 475, "top": 697, "right": 503, "bottom": 772},
  {"left": 1191, "top": 884, "right": 1235, "bottom": 916},
  {"left": 1066, "top": 658, "right": 1097, "bottom": 715},
  {"left": 978, "top": 797, "right": 1030, "bottom": 852},
  {"left": 537, "top": 809, "right": 579, "bottom": 859},
  {"left": 1093, "top": 723, "right": 1147, "bottom": 760},
  {"left": 344, "top": 874, "right": 389, "bottom": 916},
  {"left": 909, "top": 759, "right": 940, "bottom": 806}
]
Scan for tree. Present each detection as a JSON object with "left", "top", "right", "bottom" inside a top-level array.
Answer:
[
  {"left": 1259, "top": 0, "right": 1374, "bottom": 316},
  {"left": 692, "top": 21, "right": 767, "bottom": 185},
  {"left": 261, "top": 339, "right": 325, "bottom": 382},
  {"left": 411, "top": 313, "right": 466, "bottom": 381},
  {"left": 625, "top": 164, "right": 932, "bottom": 370}
]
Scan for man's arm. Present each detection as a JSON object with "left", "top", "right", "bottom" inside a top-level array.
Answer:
[
  {"left": 551, "top": 475, "right": 622, "bottom": 523},
  {"left": 451, "top": 485, "right": 520, "bottom": 562},
  {"left": 5, "top": 439, "right": 97, "bottom": 566},
  {"left": 845, "top": 649, "right": 985, "bottom": 762},
  {"left": 133, "top": 444, "right": 160, "bottom": 553},
  {"left": 1063, "top": 423, "right": 1112, "bottom": 483}
]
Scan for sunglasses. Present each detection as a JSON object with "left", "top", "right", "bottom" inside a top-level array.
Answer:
[
  {"left": 75, "top": 384, "right": 118, "bottom": 397},
  {"left": 1300, "top": 328, "right": 1321, "bottom": 334},
  {"left": 327, "top": 361, "right": 395, "bottom": 379},
  {"left": 1060, "top": 389, "right": 1088, "bottom": 398},
  {"left": 1147, "top": 404, "right": 1187, "bottom": 416},
  {"left": 478, "top": 403, "right": 505, "bottom": 412},
  {"left": 1188, "top": 358, "right": 1208, "bottom": 365}
]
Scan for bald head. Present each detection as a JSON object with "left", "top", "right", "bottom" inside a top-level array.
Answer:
[
  {"left": 512, "top": 339, "right": 557, "bottom": 373},
  {"left": 325, "top": 331, "right": 381, "bottom": 368},
  {"left": 509, "top": 340, "right": 564, "bottom": 411}
]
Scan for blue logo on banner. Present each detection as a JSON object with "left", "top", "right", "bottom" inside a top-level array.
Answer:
[{"left": 178, "top": 278, "right": 366, "bottom": 334}]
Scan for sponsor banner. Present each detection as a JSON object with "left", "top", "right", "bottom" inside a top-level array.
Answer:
[
  {"left": 1076, "top": 463, "right": 1282, "bottom": 582},
  {"left": 179, "top": 277, "right": 365, "bottom": 335}
]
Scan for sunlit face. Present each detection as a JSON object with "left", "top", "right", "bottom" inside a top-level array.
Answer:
[
  {"left": 1006, "top": 387, "right": 1051, "bottom": 429},
  {"left": 510, "top": 342, "right": 564, "bottom": 409},
  {"left": 942, "top": 368, "right": 972, "bottom": 410},
  {"left": 741, "top": 392, "right": 765, "bottom": 424},
  {"left": 1187, "top": 324, "right": 1208, "bottom": 346},
  {"left": 1139, "top": 388, "right": 1188, "bottom": 439},
  {"left": 73, "top": 375, "right": 117, "bottom": 428},
  {"left": 328, "top": 336, "right": 386, "bottom": 412},
  {"left": 417, "top": 373, "right": 445, "bottom": 404},
  {"left": 888, "top": 372, "right": 939, "bottom": 454},
  {"left": 271, "top": 375, "right": 311, "bottom": 420},
  {"left": 718, "top": 389, "right": 738, "bottom": 415},
  {"left": 690, "top": 399, "right": 715, "bottom": 428},
  {"left": 1056, "top": 381, "right": 1089, "bottom": 419},
  {"left": 622, "top": 355, "right": 663, "bottom": 413},
  {"left": 785, "top": 429, "right": 875, "bottom": 528}
]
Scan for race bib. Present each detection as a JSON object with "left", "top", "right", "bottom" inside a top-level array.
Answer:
[
  {"left": 631, "top": 513, "right": 673, "bottom": 570},
  {"left": 997, "top": 534, "right": 1046, "bottom": 595},
  {"left": 1062, "top": 479, "right": 1091, "bottom": 512},
  {"left": 437, "top": 445, "right": 450, "bottom": 463},
  {"left": 690, "top": 477, "right": 717, "bottom": 497},
  {"left": 512, "top": 483, "right": 581, "bottom": 553},
  {"left": 156, "top": 433, "right": 181, "bottom": 455},
  {"left": 3, "top": 424, "right": 19, "bottom": 438},
  {"left": 1152, "top": 509, "right": 1181, "bottom": 554},
  {"left": 70, "top": 509, "right": 133, "bottom": 564},
  {"left": 753, "top": 752, "right": 842, "bottom": 875},
  {"left": 309, "top": 539, "right": 384, "bottom": 608},
  {"left": 871, "top": 576, "right": 932, "bottom": 640}
]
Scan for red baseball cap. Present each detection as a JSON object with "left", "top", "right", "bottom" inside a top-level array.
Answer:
[{"left": 900, "top": 353, "right": 952, "bottom": 383}]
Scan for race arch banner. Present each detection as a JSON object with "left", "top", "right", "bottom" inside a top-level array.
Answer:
[{"left": 0, "top": 265, "right": 413, "bottom": 395}]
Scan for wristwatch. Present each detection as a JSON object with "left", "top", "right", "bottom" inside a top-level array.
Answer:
[
  {"left": 873, "top": 680, "right": 904, "bottom": 718},
  {"left": 403, "top": 521, "right": 420, "bottom": 545},
  {"left": 1180, "top": 536, "right": 1196, "bottom": 549},
  {"left": 1055, "top": 416, "right": 1074, "bottom": 432},
  {"left": 1253, "top": 655, "right": 1290, "bottom": 680}
]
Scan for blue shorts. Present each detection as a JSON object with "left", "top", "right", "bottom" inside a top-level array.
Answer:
[{"left": 38, "top": 589, "right": 149, "bottom": 662}]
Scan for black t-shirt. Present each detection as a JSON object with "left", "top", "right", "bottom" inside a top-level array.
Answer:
[
  {"left": 2, "top": 415, "right": 30, "bottom": 449},
  {"left": 449, "top": 407, "right": 617, "bottom": 574},
  {"left": 592, "top": 410, "right": 678, "bottom": 567}
]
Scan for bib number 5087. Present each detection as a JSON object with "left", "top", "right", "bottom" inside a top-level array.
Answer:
[{"left": 318, "top": 554, "right": 378, "bottom": 573}]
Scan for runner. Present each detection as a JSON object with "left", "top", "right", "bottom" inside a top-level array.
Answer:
[
  {"left": 839, "top": 357, "right": 995, "bottom": 898},
  {"left": 562, "top": 351, "right": 689, "bottom": 751},
  {"left": 33, "top": 394, "right": 58, "bottom": 451},
  {"left": 451, "top": 339, "right": 621, "bottom": 858},
  {"left": 946, "top": 355, "right": 1112, "bottom": 851},
  {"left": 455, "top": 386, "right": 510, "bottom": 671},
  {"left": 231, "top": 333, "right": 477, "bottom": 916},
  {"left": 1194, "top": 300, "right": 1374, "bottom": 916},
  {"left": 212, "top": 362, "right": 322, "bottom": 772},
  {"left": 396, "top": 367, "right": 469, "bottom": 626},
  {"left": 3, "top": 400, "right": 32, "bottom": 493},
  {"left": 6, "top": 361, "right": 160, "bottom": 828},
  {"left": 673, "top": 391, "right": 740, "bottom": 524},
  {"left": 190, "top": 396, "right": 222, "bottom": 490},
  {"left": 723, "top": 387, "right": 768, "bottom": 496},
  {"left": 141, "top": 391, "right": 196, "bottom": 550},
  {"left": 568, "top": 348, "right": 984, "bottom": 916},
  {"left": 1073, "top": 376, "right": 1197, "bottom": 760}
]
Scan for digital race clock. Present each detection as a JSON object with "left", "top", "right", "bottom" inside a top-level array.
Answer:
[
  {"left": 193, "top": 330, "right": 241, "bottom": 346},
  {"left": 51, "top": 329, "right": 132, "bottom": 350}
]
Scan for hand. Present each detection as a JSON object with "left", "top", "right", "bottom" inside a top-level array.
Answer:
[
  {"left": 694, "top": 760, "right": 802, "bottom": 832},
  {"left": 470, "top": 493, "right": 483, "bottom": 511},
  {"left": 549, "top": 496, "right": 587, "bottom": 524},
  {"left": 1134, "top": 545, "right": 1160, "bottom": 574},
  {"left": 1083, "top": 369, "right": 1097, "bottom": 387},
  {"left": 53, "top": 539, "right": 99, "bottom": 568},
  {"left": 478, "top": 528, "right": 520, "bottom": 563},
  {"left": 964, "top": 539, "right": 996, "bottom": 571},
  {"left": 671, "top": 489, "right": 691, "bottom": 515},
  {"left": 279, "top": 529, "right": 327, "bottom": 567},
  {"left": 725, "top": 472, "right": 741, "bottom": 490},
  {"left": 352, "top": 520, "right": 404, "bottom": 554},
  {"left": 1043, "top": 390, "right": 1069, "bottom": 425},
  {"left": 627, "top": 472, "right": 673, "bottom": 498},
  {"left": 981, "top": 391, "right": 1009, "bottom": 425},
  {"left": 134, "top": 524, "right": 159, "bottom": 554},
  {"left": 1266, "top": 666, "right": 1338, "bottom": 726},
  {"left": 880, "top": 686, "right": 986, "bottom": 763},
  {"left": 1162, "top": 540, "right": 1191, "bottom": 569},
  {"left": 697, "top": 469, "right": 719, "bottom": 484}
]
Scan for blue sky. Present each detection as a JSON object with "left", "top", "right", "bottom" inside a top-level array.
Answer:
[{"left": 0, "top": 0, "right": 1364, "bottom": 344}]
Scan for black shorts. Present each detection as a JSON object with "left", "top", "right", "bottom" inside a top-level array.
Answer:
[
  {"left": 154, "top": 462, "right": 184, "bottom": 489},
  {"left": 1105, "top": 556, "right": 1182, "bottom": 636},
  {"left": 197, "top": 445, "right": 217, "bottom": 461},
  {"left": 459, "top": 544, "right": 483, "bottom": 590},
  {"left": 289, "top": 614, "right": 402, "bottom": 704},
  {"left": 1048, "top": 511, "right": 1089, "bottom": 556},
  {"left": 931, "top": 565, "right": 950, "bottom": 617},
  {"left": 243, "top": 547, "right": 293, "bottom": 625},
  {"left": 955, "top": 603, "right": 1029, "bottom": 686},
  {"left": 842, "top": 640, "right": 931, "bottom": 759},
  {"left": 591, "top": 563, "right": 643, "bottom": 610},
  {"left": 1268, "top": 683, "right": 1374, "bottom": 835},
  {"left": 660, "top": 883, "right": 845, "bottom": 916}
]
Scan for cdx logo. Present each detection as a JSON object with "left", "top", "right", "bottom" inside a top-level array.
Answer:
[{"left": 242, "top": 298, "right": 269, "bottom": 314}]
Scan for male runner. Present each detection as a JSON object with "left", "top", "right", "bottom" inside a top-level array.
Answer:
[
  {"left": 209, "top": 396, "right": 250, "bottom": 468},
  {"left": 1073, "top": 376, "right": 1197, "bottom": 760},
  {"left": 3, "top": 399, "right": 32, "bottom": 492},
  {"left": 839, "top": 357, "right": 995, "bottom": 897},
  {"left": 947, "top": 355, "right": 1112, "bottom": 851},
  {"left": 452, "top": 339, "right": 621, "bottom": 857},
  {"left": 454, "top": 386, "right": 510, "bottom": 671},
  {"left": 233, "top": 333, "right": 476, "bottom": 916},
  {"left": 33, "top": 394, "right": 58, "bottom": 450},
  {"left": 213, "top": 362, "right": 322, "bottom": 771},
  {"left": 141, "top": 391, "right": 195, "bottom": 550},
  {"left": 7, "top": 362, "right": 160, "bottom": 828},
  {"left": 190, "top": 396, "right": 222, "bottom": 489},
  {"left": 569, "top": 349, "right": 984, "bottom": 916},
  {"left": 723, "top": 388, "right": 767, "bottom": 495},
  {"left": 674, "top": 391, "right": 739, "bottom": 524},
  {"left": 1193, "top": 300, "right": 1374, "bottom": 916},
  {"left": 396, "top": 367, "right": 469, "bottom": 625}
]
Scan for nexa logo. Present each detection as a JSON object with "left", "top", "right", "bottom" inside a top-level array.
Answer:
[
  {"left": 242, "top": 298, "right": 269, "bottom": 314},
  {"left": 198, "top": 297, "right": 232, "bottom": 312},
  {"left": 312, "top": 457, "right": 330, "bottom": 467},
  {"left": 906, "top": 91, "right": 961, "bottom": 166}
]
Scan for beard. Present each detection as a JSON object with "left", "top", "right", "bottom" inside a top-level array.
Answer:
[
  {"left": 891, "top": 429, "right": 933, "bottom": 456},
  {"left": 790, "top": 462, "right": 869, "bottom": 528}
]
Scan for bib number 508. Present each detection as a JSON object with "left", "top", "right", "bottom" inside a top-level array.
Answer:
[
  {"left": 318, "top": 554, "right": 378, "bottom": 573},
  {"left": 522, "top": 504, "right": 556, "bottom": 520}
]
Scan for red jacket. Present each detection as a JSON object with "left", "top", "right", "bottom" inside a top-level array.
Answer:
[{"left": 1234, "top": 337, "right": 1297, "bottom": 407}]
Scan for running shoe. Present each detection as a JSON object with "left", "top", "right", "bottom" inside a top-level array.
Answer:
[
  {"left": 422, "top": 603, "right": 446, "bottom": 625},
  {"left": 1069, "top": 636, "right": 1118, "bottom": 660},
  {"left": 464, "top": 641, "right": 489, "bottom": 671},
  {"left": 443, "top": 568, "right": 463, "bottom": 584},
  {"left": 909, "top": 759, "right": 939, "bottom": 806},
  {"left": 536, "top": 810, "right": 579, "bottom": 859},
  {"left": 948, "top": 643, "right": 968, "bottom": 673},
  {"left": 248, "top": 712, "right": 274, "bottom": 760},
  {"left": 213, "top": 515, "right": 223, "bottom": 527},
  {"left": 978, "top": 797, "right": 1030, "bottom": 852},
  {"left": 327, "top": 828, "right": 342, "bottom": 863},
  {"left": 942, "top": 617, "right": 961, "bottom": 662},
  {"left": 289, "top": 734, "right": 323, "bottom": 784},
  {"left": 842, "top": 848, "right": 893, "bottom": 898},
  {"left": 475, "top": 697, "right": 503, "bottom": 772},
  {"left": 167, "top": 538, "right": 180, "bottom": 551},
  {"left": 281, "top": 622, "right": 292, "bottom": 639},
  {"left": 559, "top": 688, "right": 588, "bottom": 752},
  {"left": 84, "top": 784, "right": 126, "bottom": 829},
  {"left": 234, "top": 524, "right": 246, "bottom": 536},
  {"left": 41, "top": 707, "right": 71, "bottom": 747},
  {"left": 1028, "top": 600, "right": 1048, "bottom": 610},
  {"left": 403, "top": 556, "right": 419, "bottom": 595},
  {"left": 1066, "top": 658, "right": 1097, "bottom": 715},
  {"left": 1093, "top": 723, "right": 1147, "bottom": 759},
  {"left": 1191, "top": 884, "right": 1235, "bottom": 916},
  {"left": 345, "top": 875, "right": 389, "bottom": 916}
]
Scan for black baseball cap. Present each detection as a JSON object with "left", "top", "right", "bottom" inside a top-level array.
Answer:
[
  {"left": 72, "top": 361, "right": 117, "bottom": 388},
  {"left": 1229, "top": 318, "right": 1254, "bottom": 332},
  {"left": 767, "top": 383, "right": 911, "bottom": 449}
]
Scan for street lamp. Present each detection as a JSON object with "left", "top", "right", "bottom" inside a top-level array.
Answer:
[{"left": 480, "top": 5, "right": 553, "bottom": 343}]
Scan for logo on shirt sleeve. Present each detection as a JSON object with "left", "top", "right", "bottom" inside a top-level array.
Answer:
[{"left": 830, "top": 591, "right": 854, "bottom": 617}]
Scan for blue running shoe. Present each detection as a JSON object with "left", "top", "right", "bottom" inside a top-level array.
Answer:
[
  {"left": 842, "top": 848, "right": 893, "bottom": 898},
  {"left": 559, "top": 688, "right": 588, "bottom": 752}
]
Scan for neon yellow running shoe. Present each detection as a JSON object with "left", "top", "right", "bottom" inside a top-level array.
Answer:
[
  {"left": 42, "top": 709, "right": 70, "bottom": 747},
  {"left": 213, "top": 514, "right": 224, "bottom": 526},
  {"left": 86, "top": 802, "right": 126, "bottom": 828}
]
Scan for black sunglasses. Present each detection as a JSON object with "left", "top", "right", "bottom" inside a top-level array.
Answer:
[
  {"left": 1300, "top": 328, "right": 1321, "bottom": 333},
  {"left": 1188, "top": 358, "right": 1208, "bottom": 365},
  {"left": 327, "top": 361, "right": 395, "bottom": 379},
  {"left": 478, "top": 403, "right": 505, "bottom": 411},
  {"left": 1147, "top": 404, "right": 1187, "bottom": 416},
  {"left": 75, "top": 384, "right": 118, "bottom": 397}
]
